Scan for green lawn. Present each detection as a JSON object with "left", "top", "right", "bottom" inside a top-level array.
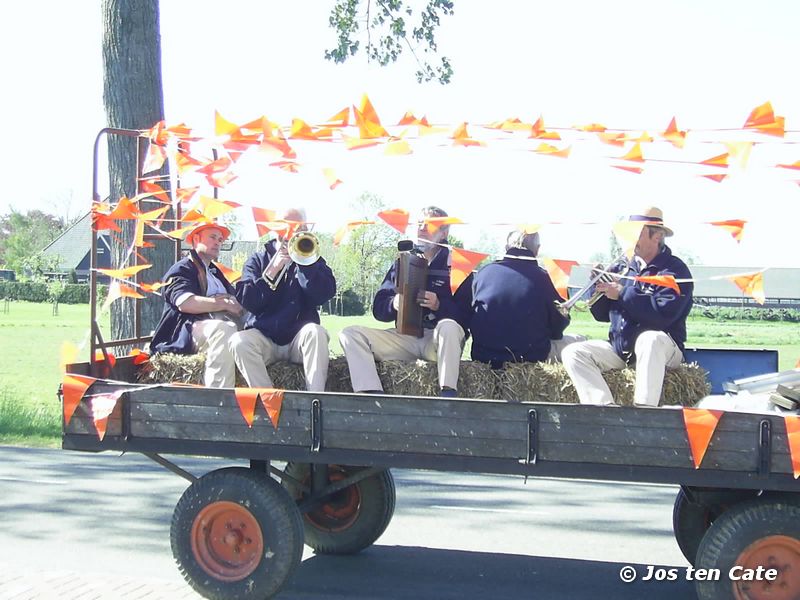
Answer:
[{"left": 0, "top": 301, "right": 797, "bottom": 446}]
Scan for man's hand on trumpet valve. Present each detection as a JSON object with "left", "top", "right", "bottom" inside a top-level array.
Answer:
[{"left": 596, "top": 280, "right": 623, "bottom": 300}]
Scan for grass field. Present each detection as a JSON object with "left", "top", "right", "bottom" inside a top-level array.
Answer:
[{"left": 0, "top": 301, "right": 798, "bottom": 446}]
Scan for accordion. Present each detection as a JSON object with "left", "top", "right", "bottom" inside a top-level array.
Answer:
[{"left": 396, "top": 251, "right": 428, "bottom": 337}]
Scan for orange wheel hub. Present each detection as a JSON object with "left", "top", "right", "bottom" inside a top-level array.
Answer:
[
  {"left": 190, "top": 501, "right": 264, "bottom": 582},
  {"left": 733, "top": 535, "right": 800, "bottom": 600},
  {"left": 305, "top": 468, "right": 361, "bottom": 532}
]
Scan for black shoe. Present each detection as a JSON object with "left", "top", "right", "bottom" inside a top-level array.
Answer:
[
  {"left": 440, "top": 387, "right": 458, "bottom": 398},
  {"left": 359, "top": 389, "right": 384, "bottom": 394}
]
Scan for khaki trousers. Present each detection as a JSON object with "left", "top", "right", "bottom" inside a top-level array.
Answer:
[
  {"left": 561, "top": 331, "right": 684, "bottom": 406},
  {"left": 546, "top": 333, "right": 588, "bottom": 363},
  {"left": 229, "top": 323, "right": 330, "bottom": 392},
  {"left": 191, "top": 319, "right": 239, "bottom": 388},
  {"left": 339, "top": 319, "right": 465, "bottom": 392}
]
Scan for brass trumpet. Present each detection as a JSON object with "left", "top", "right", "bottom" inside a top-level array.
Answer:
[
  {"left": 557, "top": 254, "right": 628, "bottom": 314},
  {"left": 262, "top": 231, "right": 320, "bottom": 290}
]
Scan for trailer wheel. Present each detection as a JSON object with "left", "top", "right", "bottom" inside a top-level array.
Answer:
[
  {"left": 171, "top": 467, "right": 303, "bottom": 600},
  {"left": 694, "top": 498, "right": 800, "bottom": 600},
  {"left": 673, "top": 489, "right": 715, "bottom": 565},
  {"left": 282, "top": 463, "right": 395, "bottom": 554}
]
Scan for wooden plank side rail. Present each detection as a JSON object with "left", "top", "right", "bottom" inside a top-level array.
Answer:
[{"left": 62, "top": 386, "right": 798, "bottom": 481}]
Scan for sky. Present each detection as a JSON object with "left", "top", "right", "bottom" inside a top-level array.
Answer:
[{"left": 3, "top": 0, "right": 800, "bottom": 268}]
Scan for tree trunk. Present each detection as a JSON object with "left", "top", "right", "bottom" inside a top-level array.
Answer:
[{"left": 102, "top": 0, "right": 173, "bottom": 346}]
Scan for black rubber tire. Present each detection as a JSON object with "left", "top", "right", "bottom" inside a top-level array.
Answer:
[
  {"left": 282, "top": 463, "right": 396, "bottom": 555},
  {"left": 673, "top": 488, "right": 714, "bottom": 566},
  {"left": 171, "top": 467, "right": 304, "bottom": 600},
  {"left": 694, "top": 498, "right": 800, "bottom": 600}
]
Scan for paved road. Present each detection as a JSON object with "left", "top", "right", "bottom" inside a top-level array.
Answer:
[{"left": 0, "top": 446, "right": 696, "bottom": 599}]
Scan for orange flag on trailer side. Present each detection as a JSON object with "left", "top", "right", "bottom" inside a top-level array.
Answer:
[
  {"left": 260, "top": 388, "right": 286, "bottom": 429},
  {"left": 729, "top": 271, "right": 765, "bottom": 305},
  {"left": 539, "top": 257, "right": 578, "bottom": 299},
  {"left": 378, "top": 208, "right": 410, "bottom": 234},
  {"left": 784, "top": 416, "right": 800, "bottom": 478},
  {"left": 683, "top": 408, "right": 723, "bottom": 468},
  {"left": 635, "top": 275, "right": 681, "bottom": 294},
  {"left": 91, "top": 390, "right": 125, "bottom": 441},
  {"left": 62, "top": 373, "right": 96, "bottom": 426},
  {"left": 97, "top": 264, "right": 152, "bottom": 280},
  {"left": 450, "top": 248, "right": 488, "bottom": 294},
  {"left": 252, "top": 207, "right": 277, "bottom": 238},
  {"left": 234, "top": 388, "right": 259, "bottom": 427},
  {"left": 215, "top": 262, "right": 242, "bottom": 285},
  {"left": 661, "top": 117, "right": 686, "bottom": 149},
  {"left": 708, "top": 220, "right": 746, "bottom": 243}
]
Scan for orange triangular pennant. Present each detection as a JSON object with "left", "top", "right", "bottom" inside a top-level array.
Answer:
[
  {"left": 661, "top": 117, "right": 686, "bottom": 149},
  {"left": 259, "top": 388, "right": 286, "bottom": 430},
  {"left": 322, "top": 168, "right": 343, "bottom": 190},
  {"left": 708, "top": 220, "right": 746, "bottom": 243},
  {"left": 683, "top": 408, "right": 723, "bottom": 468},
  {"left": 729, "top": 271, "right": 765, "bottom": 305},
  {"left": 62, "top": 373, "right": 96, "bottom": 426},
  {"left": 252, "top": 207, "right": 277, "bottom": 238},
  {"left": 234, "top": 388, "right": 259, "bottom": 427},
  {"left": 539, "top": 257, "right": 578, "bottom": 299},
  {"left": 450, "top": 248, "right": 488, "bottom": 294},
  {"left": 701, "top": 174, "right": 728, "bottom": 183},
  {"left": 378, "top": 208, "right": 410, "bottom": 234},
  {"left": 744, "top": 101, "right": 775, "bottom": 128},
  {"left": 700, "top": 152, "right": 729, "bottom": 168},
  {"left": 619, "top": 143, "right": 644, "bottom": 162},
  {"left": 333, "top": 220, "right": 374, "bottom": 246},
  {"left": 90, "top": 390, "right": 125, "bottom": 441},
  {"left": 215, "top": 262, "right": 241, "bottom": 285},
  {"left": 534, "top": 143, "right": 571, "bottom": 158},
  {"left": 635, "top": 275, "right": 681, "bottom": 294},
  {"left": 784, "top": 416, "right": 800, "bottom": 478},
  {"left": 97, "top": 264, "right": 152, "bottom": 280},
  {"left": 777, "top": 160, "right": 800, "bottom": 171}
]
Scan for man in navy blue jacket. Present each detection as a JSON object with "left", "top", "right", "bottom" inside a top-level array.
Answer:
[
  {"left": 467, "top": 230, "right": 584, "bottom": 368},
  {"left": 339, "top": 206, "right": 467, "bottom": 397},
  {"left": 562, "top": 207, "right": 694, "bottom": 406},
  {"left": 150, "top": 221, "right": 245, "bottom": 387},
  {"left": 230, "top": 208, "right": 336, "bottom": 392}
]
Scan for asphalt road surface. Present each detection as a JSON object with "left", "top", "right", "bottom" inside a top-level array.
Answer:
[{"left": 0, "top": 446, "right": 696, "bottom": 599}]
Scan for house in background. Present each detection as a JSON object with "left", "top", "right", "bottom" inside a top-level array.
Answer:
[
  {"left": 567, "top": 265, "right": 800, "bottom": 308},
  {"left": 41, "top": 212, "right": 111, "bottom": 282}
]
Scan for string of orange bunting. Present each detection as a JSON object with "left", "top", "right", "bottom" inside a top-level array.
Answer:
[{"left": 60, "top": 370, "right": 800, "bottom": 477}]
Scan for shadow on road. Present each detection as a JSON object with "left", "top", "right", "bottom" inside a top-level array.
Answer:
[{"left": 282, "top": 545, "right": 695, "bottom": 600}]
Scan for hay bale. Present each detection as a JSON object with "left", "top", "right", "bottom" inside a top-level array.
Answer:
[
  {"left": 140, "top": 352, "right": 709, "bottom": 406},
  {"left": 498, "top": 361, "right": 710, "bottom": 406}
]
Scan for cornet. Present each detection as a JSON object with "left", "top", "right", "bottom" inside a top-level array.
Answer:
[
  {"left": 557, "top": 253, "right": 628, "bottom": 314},
  {"left": 262, "top": 231, "right": 320, "bottom": 290}
]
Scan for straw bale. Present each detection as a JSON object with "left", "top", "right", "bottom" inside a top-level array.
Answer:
[{"left": 140, "top": 352, "right": 709, "bottom": 406}]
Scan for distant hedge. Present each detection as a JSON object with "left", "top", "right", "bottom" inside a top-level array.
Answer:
[
  {"left": 691, "top": 304, "right": 800, "bottom": 323},
  {"left": 0, "top": 282, "right": 108, "bottom": 304}
]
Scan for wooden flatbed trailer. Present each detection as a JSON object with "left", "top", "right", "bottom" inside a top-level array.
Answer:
[{"left": 61, "top": 355, "right": 800, "bottom": 600}]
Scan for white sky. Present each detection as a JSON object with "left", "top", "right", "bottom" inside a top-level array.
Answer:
[{"left": 2, "top": 0, "right": 799, "bottom": 267}]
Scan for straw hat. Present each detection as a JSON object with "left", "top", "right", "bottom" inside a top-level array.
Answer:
[{"left": 628, "top": 206, "right": 673, "bottom": 237}]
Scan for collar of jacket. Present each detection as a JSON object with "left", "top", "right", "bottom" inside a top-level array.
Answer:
[
  {"left": 503, "top": 247, "right": 537, "bottom": 262},
  {"left": 640, "top": 245, "right": 674, "bottom": 272}
]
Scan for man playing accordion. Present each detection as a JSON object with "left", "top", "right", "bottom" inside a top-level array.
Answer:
[{"left": 339, "top": 206, "right": 469, "bottom": 397}]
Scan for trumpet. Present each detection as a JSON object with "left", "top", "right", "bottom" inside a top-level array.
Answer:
[
  {"left": 262, "top": 231, "right": 320, "bottom": 290},
  {"left": 557, "top": 254, "right": 628, "bottom": 314}
]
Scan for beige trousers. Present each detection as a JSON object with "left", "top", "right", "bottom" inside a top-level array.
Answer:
[
  {"left": 229, "top": 323, "right": 330, "bottom": 392},
  {"left": 339, "top": 319, "right": 465, "bottom": 392},
  {"left": 546, "top": 333, "right": 588, "bottom": 363},
  {"left": 561, "top": 331, "right": 684, "bottom": 406},
  {"left": 191, "top": 319, "right": 239, "bottom": 388}
]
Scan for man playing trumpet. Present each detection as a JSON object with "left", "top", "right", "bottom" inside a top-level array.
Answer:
[
  {"left": 230, "top": 207, "right": 336, "bottom": 391},
  {"left": 562, "top": 207, "right": 693, "bottom": 407}
]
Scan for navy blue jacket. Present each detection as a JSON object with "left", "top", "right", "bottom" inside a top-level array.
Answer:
[
  {"left": 151, "top": 251, "right": 236, "bottom": 355},
  {"left": 591, "top": 246, "right": 693, "bottom": 358},
  {"left": 235, "top": 240, "right": 336, "bottom": 346},
  {"left": 465, "top": 248, "right": 570, "bottom": 367},
  {"left": 373, "top": 247, "right": 468, "bottom": 330}
]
